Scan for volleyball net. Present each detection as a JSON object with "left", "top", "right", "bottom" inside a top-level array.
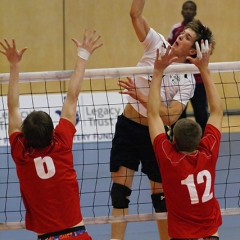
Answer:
[{"left": 0, "top": 62, "right": 240, "bottom": 230}]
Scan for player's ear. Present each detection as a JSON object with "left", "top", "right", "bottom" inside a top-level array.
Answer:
[{"left": 189, "top": 48, "right": 197, "bottom": 56}]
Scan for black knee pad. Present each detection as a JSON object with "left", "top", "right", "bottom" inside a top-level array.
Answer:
[
  {"left": 151, "top": 192, "right": 167, "bottom": 213},
  {"left": 111, "top": 182, "right": 132, "bottom": 209}
]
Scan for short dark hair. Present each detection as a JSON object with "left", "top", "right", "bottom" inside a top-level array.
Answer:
[
  {"left": 22, "top": 111, "right": 54, "bottom": 149},
  {"left": 182, "top": 1, "right": 197, "bottom": 11},
  {"left": 186, "top": 19, "right": 216, "bottom": 55},
  {"left": 173, "top": 118, "right": 202, "bottom": 152}
]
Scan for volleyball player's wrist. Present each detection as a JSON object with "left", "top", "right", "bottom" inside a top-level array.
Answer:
[
  {"left": 138, "top": 93, "right": 147, "bottom": 104},
  {"left": 199, "top": 67, "right": 210, "bottom": 75},
  {"left": 77, "top": 47, "right": 91, "bottom": 61},
  {"left": 10, "top": 62, "right": 20, "bottom": 69}
]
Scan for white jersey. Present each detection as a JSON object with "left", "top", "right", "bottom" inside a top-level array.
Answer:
[{"left": 127, "top": 28, "right": 195, "bottom": 117}]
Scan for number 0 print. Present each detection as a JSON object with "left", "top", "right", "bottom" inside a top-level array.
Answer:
[
  {"left": 34, "top": 156, "right": 56, "bottom": 179},
  {"left": 181, "top": 170, "right": 213, "bottom": 204}
]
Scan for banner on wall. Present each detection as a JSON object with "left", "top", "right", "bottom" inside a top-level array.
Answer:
[{"left": 0, "top": 92, "right": 128, "bottom": 146}]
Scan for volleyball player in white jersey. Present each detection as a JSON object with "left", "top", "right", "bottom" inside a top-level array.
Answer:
[{"left": 110, "top": 0, "right": 215, "bottom": 239}]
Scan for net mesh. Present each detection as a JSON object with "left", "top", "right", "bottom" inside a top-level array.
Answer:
[{"left": 0, "top": 62, "right": 240, "bottom": 230}]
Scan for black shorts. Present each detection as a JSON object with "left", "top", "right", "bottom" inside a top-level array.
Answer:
[{"left": 110, "top": 114, "right": 162, "bottom": 183}]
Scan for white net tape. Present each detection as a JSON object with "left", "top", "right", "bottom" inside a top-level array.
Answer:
[{"left": 0, "top": 61, "right": 240, "bottom": 83}]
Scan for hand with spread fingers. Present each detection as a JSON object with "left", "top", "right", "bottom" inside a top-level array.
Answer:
[
  {"left": 0, "top": 39, "right": 27, "bottom": 65},
  {"left": 72, "top": 29, "right": 103, "bottom": 61},
  {"left": 72, "top": 28, "right": 103, "bottom": 53},
  {"left": 186, "top": 39, "right": 212, "bottom": 70},
  {"left": 118, "top": 77, "right": 147, "bottom": 104},
  {"left": 154, "top": 45, "right": 178, "bottom": 72}
]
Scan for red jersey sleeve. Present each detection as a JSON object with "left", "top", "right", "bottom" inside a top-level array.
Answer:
[
  {"left": 9, "top": 131, "right": 22, "bottom": 146},
  {"left": 199, "top": 124, "right": 221, "bottom": 161},
  {"left": 54, "top": 118, "right": 76, "bottom": 149},
  {"left": 153, "top": 133, "right": 171, "bottom": 167}
]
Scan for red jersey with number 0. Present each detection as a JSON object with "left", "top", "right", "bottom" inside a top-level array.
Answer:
[
  {"left": 10, "top": 118, "right": 82, "bottom": 233},
  {"left": 153, "top": 124, "right": 222, "bottom": 238}
]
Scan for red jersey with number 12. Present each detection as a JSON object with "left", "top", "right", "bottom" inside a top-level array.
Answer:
[{"left": 153, "top": 124, "right": 222, "bottom": 238}]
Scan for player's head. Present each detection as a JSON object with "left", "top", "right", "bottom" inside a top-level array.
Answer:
[
  {"left": 173, "top": 118, "right": 202, "bottom": 152},
  {"left": 22, "top": 111, "right": 54, "bottom": 149},
  {"left": 185, "top": 19, "right": 216, "bottom": 56},
  {"left": 171, "top": 19, "right": 215, "bottom": 60},
  {"left": 181, "top": 1, "right": 197, "bottom": 23}
]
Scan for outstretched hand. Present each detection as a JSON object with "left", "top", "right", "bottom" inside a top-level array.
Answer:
[
  {"left": 186, "top": 40, "right": 212, "bottom": 69},
  {"left": 118, "top": 77, "right": 147, "bottom": 103},
  {"left": 154, "top": 45, "right": 178, "bottom": 72},
  {"left": 0, "top": 39, "right": 27, "bottom": 65},
  {"left": 72, "top": 29, "right": 103, "bottom": 57}
]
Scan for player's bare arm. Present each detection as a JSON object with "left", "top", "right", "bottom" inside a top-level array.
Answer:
[
  {"left": 159, "top": 100, "right": 186, "bottom": 126},
  {"left": 187, "top": 40, "right": 222, "bottom": 132},
  {"left": 130, "top": 0, "right": 150, "bottom": 42},
  {"left": 0, "top": 39, "right": 27, "bottom": 135},
  {"left": 61, "top": 29, "right": 103, "bottom": 125},
  {"left": 148, "top": 46, "right": 178, "bottom": 142}
]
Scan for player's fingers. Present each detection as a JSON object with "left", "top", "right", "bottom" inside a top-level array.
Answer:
[
  {"left": 91, "top": 42, "right": 103, "bottom": 52},
  {"left": 195, "top": 42, "right": 202, "bottom": 59},
  {"left": 205, "top": 40, "right": 209, "bottom": 52},
  {"left": 92, "top": 35, "right": 101, "bottom": 45},
  {"left": 201, "top": 40, "right": 207, "bottom": 53},
  {"left": 118, "top": 90, "right": 127, "bottom": 95},
  {"left": 205, "top": 39, "right": 209, "bottom": 51},
  {"left": 209, "top": 43, "right": 212, "bottom": 53},
  {"left": 157, "top": 48, "right": 161, "bottom": 60},
  {"left": 12, "top": 39, "right": 16, "bottom": 50},
  {"left": 20, "top": 47, "right": 28, "bottom": 56},
  {"left": 165, "top": 45, "right": 171, "bottom": 54},
  {"left": 126, "top": 77, "right": 135, "bottom": 85},
  {"left": 71, "top": 38, "right": 80, "bottom": 47},
  {"left": 0, "top": 49, "right": 6, "bottom": 55},
  {"left": 88, "top": 29, "right": 96, "bottom": 43},
  {"left": 4, "top": 39, "right": 11, "bottom": 49},
  {"left": 118, "top": 81, "right": 130, "bottom": 89},
  {"left": 160, "top": 44, "right": 166, "bottom": 57},
  {"left": 83, "top": 28, "right": 88, "bottom": 42},
  {"left": 186, "top": 56, "right": 194, "bottom": 63},
  {"left": 0, "top": 41, "right": 7, "bottom": 50}
]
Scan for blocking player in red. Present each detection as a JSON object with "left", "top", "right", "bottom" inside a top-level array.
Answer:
[
  {"left": 0, "top": 29, "right": 102, "bottom": 240},
  {"left": 147, "top": 40, "right": 222, "bottom": 239}
]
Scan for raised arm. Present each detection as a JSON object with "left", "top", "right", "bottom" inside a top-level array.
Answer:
[
  {"left": 130, "top": 0, "right": 150, "bottom": 42},
  {"left": 147, "top": 46, "right": 178, "bottom": 143},
  {"left": 0, "top": 39, "right": 27, "bottom": 136},
  {"left": 61, "top": 29, "right": 102, "bottom": 125},
  {"left": 187, "top": 40, "right": 223, "bottom": 132}
]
